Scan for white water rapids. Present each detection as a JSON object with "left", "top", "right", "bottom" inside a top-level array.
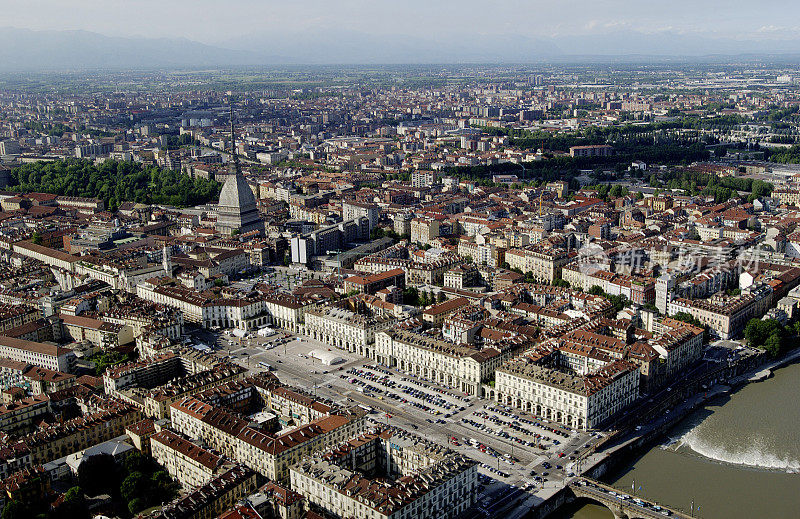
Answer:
[
  {"left": 671, "top": 427, "right": 800, "bottom": 472},
  {"left": 660, "top": 362, "right": 800, "bottom": 473}
]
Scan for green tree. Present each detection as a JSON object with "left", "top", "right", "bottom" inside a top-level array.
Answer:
[
  {"left": 419, "top": 291, "right": 429, "bottom": 306},
  {"left": 607, "top": 293, "right": 629, "bottom": 313},
  {"left": 89, "top": 350, "right": 133, "bottom": 376},
  {"left": 672, "top": 312, "right": 697, "bottom": 325},
  {"left": 121, "top": 471, "right": 145, "bottom": 503},
  {"left": 9, "top": 159, "right": 221, "bottom": 209},
  {"left": 764, "top": 333, "right": 783, "bottom": 357},
  {"left": 2, "top": 500, "right": 29, "bottom": 519},
  {"left": 744, "top": 318, "right": 787, "bottom": 357},
  {"left": 744, "top": 318, "right": 780, "bottom": 348},
  {"left": 150, "top": 470, "right": 179, "bottom": 503},
  {"left": 31, "top": 231, "right": 43, "bottom": 245},
  {"left": 642, "top": 302, "right": 659, "bottom": 314},
  {"left": 55, "top": 486, "right": 88, "bottom": 519},
  {"left": 128, "top": 497, "right": 146, "bottom": 515},
  {"left": 123, "top": 452, "right": 150, "bottom": 475},
  {"left": 402, "top": 287, "right": 420, "bottom": 306}
]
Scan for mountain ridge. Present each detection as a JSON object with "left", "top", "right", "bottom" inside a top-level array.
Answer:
[{"left": 5, "top": 26, "right": 800, "bottom": 69}]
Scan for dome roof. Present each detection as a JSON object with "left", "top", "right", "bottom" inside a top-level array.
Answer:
[{"left": 218, "top": 172, "right": 257, "bottom": 211}]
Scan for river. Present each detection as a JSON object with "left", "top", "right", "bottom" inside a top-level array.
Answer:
[{"left": 566, "top": 360, "right": 800, "bottom": 519}]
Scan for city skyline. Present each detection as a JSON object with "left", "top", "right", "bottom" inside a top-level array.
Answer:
[{"left": 0, "top": 2, "right": 799, "bottom": 517}]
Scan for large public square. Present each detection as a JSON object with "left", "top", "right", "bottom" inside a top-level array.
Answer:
[{"left": 186, "top": 324, "right": 606, "bottom": 518}]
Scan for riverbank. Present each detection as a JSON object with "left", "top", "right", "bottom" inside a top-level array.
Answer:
[
  {"left": 730, "top": 345, "right": 800, "bottom": 386},
  {"left": 529, "top": 345, "right": 800, "bottom": 518},
  {"left": 597, "top": 357, "right": 800, "bottom": 518}
]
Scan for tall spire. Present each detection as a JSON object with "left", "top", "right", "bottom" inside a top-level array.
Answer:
[
  {"left": 216, "top": 93, "right": 264, "bottom": 237},
  {"left": 229, "top": 94, "right": 241, "bottom": 175}
]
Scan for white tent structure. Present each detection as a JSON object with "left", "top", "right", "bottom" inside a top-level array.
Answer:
[
  {"left": 257, "top": 326, "right": 276, "bottom": 337},
  {"left": 308, "top": 349, "right": 345, "bottom": 366}
]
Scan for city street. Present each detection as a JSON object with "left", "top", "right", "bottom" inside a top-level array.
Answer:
[
  {"left": 7, "top": 36, "right": 798, "bottom": 519},
  {"left": 214, "top": 327, "right": 605, "bottom": 515}
]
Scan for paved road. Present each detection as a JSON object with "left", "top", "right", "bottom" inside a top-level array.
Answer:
[
  {"left": 215, "top": 328, "right": 604, "bottom": 514},
  {"left": 181, "top": 322, "right": 612, "bottom": 518}
]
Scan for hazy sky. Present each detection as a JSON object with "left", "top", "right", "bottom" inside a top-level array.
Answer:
[{"left": 3, "top": 0, "right": 800, "bottom": 44}]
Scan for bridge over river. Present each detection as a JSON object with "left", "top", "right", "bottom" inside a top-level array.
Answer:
[{"left": 569, "top": 478, "right": 694, "bottom": 519}]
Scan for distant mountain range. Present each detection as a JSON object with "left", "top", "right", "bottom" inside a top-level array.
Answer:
[
  {"left": 218, "top": 30, "right": 562, "bottom": 65},
  {"left": 0, "top": 27, "right": 266, "bottom": 70},
  {"left": 5, "top": 26, "right": 800, "bottom": 70}
]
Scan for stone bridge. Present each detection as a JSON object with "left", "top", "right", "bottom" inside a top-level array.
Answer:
[{"left": 569, "top": 478, "right": 693, "bottom": 519}]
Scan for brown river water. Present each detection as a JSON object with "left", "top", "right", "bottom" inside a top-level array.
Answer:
[{"left": 564, "top": 360, "right": 800, "bottom": 519}]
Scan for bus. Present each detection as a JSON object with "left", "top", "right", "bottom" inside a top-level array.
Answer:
[
  {"left": 258, "top": 362, "right": 273, "bottom": 371},
  {"left": 358, "top": 404, "right": 374, "bottom": 414}
]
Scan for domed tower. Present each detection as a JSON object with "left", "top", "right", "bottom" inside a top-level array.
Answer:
[{"left": 215, "top": 97, "right": 264, "bottom": 237}]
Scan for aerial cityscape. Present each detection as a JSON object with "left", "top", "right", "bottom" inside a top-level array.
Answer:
[{"left": 1, "top": 2, "right": 800, "bottom": 519}]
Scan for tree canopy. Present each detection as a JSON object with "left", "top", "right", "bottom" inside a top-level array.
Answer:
[
  {"left": 661, "top": 169, "right": 773, "bottom": 203},
  {"left": 10, "top": 159, "right": 220, "bottom": 209},
  {"left": 75, "top": 452, "right": 179, "bottom": 515},
  {"left": 744, "top": 318, "right": 787, "bottom": 357}
]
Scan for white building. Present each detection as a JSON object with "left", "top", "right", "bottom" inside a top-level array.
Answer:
[
  {"left": 0, "top": 336, "right": 76, "bottom": 373},
  {"left": 374, "top": 329, "right": 513, "bottom": 397},
  {"left": 151, "top": 429, "right": 227, "bottom": 491},
  {"left": 495, "top": 356, "right": 640, "bottom": 430},
  {"left": 304, "top": 301, "right": 396, "bottom": 358},
  {"left": 342, "top": 200, "right": 380, "bottom": 231}
]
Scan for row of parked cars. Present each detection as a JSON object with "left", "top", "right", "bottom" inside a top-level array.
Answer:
[
  {"left": 487, "top": 404, "right": 572, "bottom": 438},
  {"left": 346, "top": 367, "right": 466, "bottom": 414},
  {"left": 474, "top": 410, "right": 559, "bottom": 443},
  {"left": 340, "top": 373, "right": 456, "bottom": 416},
  {"left": 368, "top": 365, "right": 472, "bottom": 403},
  {"left": 479, "top": 463, "right": 509, "bottom": 479},
  {"left": 460, "top": 417, "right": 546, "bottom": 450}
]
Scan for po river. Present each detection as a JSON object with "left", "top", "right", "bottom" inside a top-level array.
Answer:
[{"left": 564, "top": 360, "right": 800, "bottom": 519}]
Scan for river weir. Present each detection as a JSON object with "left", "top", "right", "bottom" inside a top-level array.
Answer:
[{"left": 568, "top": 358, "right": 800, "bottom": 519}]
